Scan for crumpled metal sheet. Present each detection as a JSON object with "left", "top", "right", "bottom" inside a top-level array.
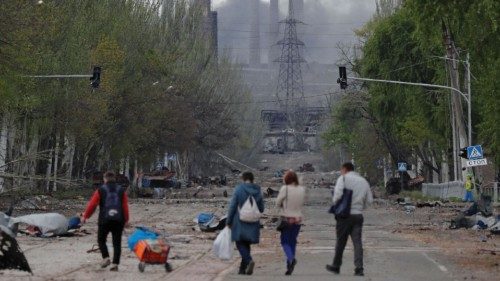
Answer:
[{"left": 0, "top": 227, "right": 32, "bottom": 273}]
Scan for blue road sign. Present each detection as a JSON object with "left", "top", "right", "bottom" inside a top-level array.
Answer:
[
  {"left": 467, "top": 145, "right": 483, "bottom": 160},
  {"left": 398, "top": 162, "right": 407, "bottom": 172}
]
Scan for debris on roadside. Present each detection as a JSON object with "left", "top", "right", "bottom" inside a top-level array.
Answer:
[
  {"left": 386, "top": 174, "right": 425, "bottom": 195},
  {"left": 0, "top": 212, "right": 32, "bottom": 273},
  {"left": 274, "top": 169, "right": 286, "bottom": 178},
  {"left": 449, "top": 195, "right": 497, "bottom": 232},
  {"left": 194, "top": 213, "right": 226, "bottom": 232},
  {"left": 0, "top": 227, "right": 32, "bottom": 273},
  {"left": 299, "top": 163, "right": 315, "bottom": 172},
  {"left": 265, "top": 187, "right": 279, "bottom": 198},
  {"left": 9, "top": 213, "right": 82, "bottom": 237},
  {"left": 404, "top": 205, "right": 416, "bottom": 214},
  {"left": 416, "top": 201, "right": 445, "bottom": 208}
]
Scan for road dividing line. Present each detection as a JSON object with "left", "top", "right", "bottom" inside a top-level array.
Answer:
[
  {"left": 422, "top": 252, "right": 448, "bottom": 273},
  {"left": 213, "top": 259, "right": 240, "bottom": 281}
]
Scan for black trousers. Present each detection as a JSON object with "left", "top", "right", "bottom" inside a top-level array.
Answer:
[
  {"left": 97, "top": 221, "right": 124, "bottom": 265},
  {"left": 333, "top": 214, "right": 364, "bottom": 270}
]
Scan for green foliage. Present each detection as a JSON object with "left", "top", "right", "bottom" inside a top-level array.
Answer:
[
  {"left": 0, "top": 0, "right": 253, "bottom": 181},
  {"left": 325, "top": 0, "right": 499, "bottom": 182},
  {"left": 405, "top": 0, "right": 500, "bottom": 163}
]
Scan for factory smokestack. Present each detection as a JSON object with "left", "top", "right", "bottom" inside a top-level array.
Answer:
[
  {"left": 292, "top": 0, "right": 304, "bottom": 22},
  {"left": 269, "top": 0, "right": 279, "bottom": 68},
  {"left": 194, "top": 0, "right": 210, "bottom": 16},
  {"left": 211, "top": 11, "right": 218, "bottom": 58},
  {"left": 249, "top": 0, "right": 261, "bottom": 67}
]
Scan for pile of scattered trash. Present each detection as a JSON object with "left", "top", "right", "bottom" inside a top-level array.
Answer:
[
  {"left": 450, "top": 195, "right": 499, "bottom": 235},
  {"left": 193, "top": 213, "right": 226, "bottom": 232},
  {"left": 394, "top": 197, "right": 448, "bottom": 214}
]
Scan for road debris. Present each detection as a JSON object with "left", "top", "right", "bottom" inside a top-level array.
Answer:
[
  {"left": 9, "top": 213, "right": 82, "bottom": 237},
  {"left": 299, "top": 163, "right": 315, "bottom": 172},
  {"left": 0, "top": 212, "right": 32, "bottom": 273}
]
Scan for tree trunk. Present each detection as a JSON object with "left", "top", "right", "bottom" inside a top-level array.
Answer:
[
  {"left": 125, "top": 157, "right": 130, "bottom": 179},
  {"left": 46, "top": 147, "right": 53, "bottom": 193},
  {"left": 28, "top": 125, "right": 39, "bottom": 173},
  {"left": 52, "top": 133, "right": 60, "bottom": 192},
  {"left": 132, "top": 159, "right": 138, "bottom": 186},
  {"left": 0, "top": 113, "right": 9, "bottom": 192},
  {"left": 66, "top": 136, "right": 75, "bottom": 186},
  {"left": 7, "top": 118, "right": 15, "bottom": 164},
  {"left": 19, "top": 116, "right": 28, "bottom": 176}
]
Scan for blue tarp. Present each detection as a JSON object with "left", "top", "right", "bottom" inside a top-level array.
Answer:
[
  {"left": 197, "top": 213, "right": 215, "bottom": 225},
  {"left": 127, "top": 226, "right": 158, "bottom": 250}
]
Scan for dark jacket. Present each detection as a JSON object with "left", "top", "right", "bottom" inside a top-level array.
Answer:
[
  {"left": 83, "top": 183, "right": 129, "bottom": 225},
  {"left": 227, "top": 183, "right": 264, "bottom": 244}
]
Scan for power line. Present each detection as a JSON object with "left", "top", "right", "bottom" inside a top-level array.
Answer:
[
  {"left": 220, "top": 46, "right": 344, "bottom": 50},
  {"left": 218, "top": 28, "right": 356, "bottom": 36},
  {"left": 124, "top": 91, "right": 333, "bottom": 108}
]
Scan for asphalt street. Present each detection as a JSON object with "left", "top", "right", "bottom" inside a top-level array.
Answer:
[{"left": 223, "top": 189, "right": 457, "bottom": 281}]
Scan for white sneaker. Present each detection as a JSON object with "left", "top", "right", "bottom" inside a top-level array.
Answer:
[{"left": 110, "top": 264, "right": 119, "bottom": 271}]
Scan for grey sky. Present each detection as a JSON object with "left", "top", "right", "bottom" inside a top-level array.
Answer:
[{"left": 212, "top": 0, "right": 377, "bottom": 64}]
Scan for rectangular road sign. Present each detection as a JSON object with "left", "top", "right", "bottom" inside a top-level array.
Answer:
[
  {"left": 466, "top": 158, "right": 488, "bottom": 167},
  {"left": 467, "top": 145, "right": 483, "bottom": 160}
]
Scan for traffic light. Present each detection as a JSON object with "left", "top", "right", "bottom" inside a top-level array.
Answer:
[
  {"left": 337, "top": 66, "right": 348, "bottom": 89},
  {"left": 90, "top": 66, "right": 101, "bottom": 89},
  {"left": 459, "top": 147, "right": 468, "bottom": 159}
]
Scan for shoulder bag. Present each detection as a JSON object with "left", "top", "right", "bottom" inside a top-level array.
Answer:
[{"left": 328, "top": 176, "right": 353, "bottom": 219}]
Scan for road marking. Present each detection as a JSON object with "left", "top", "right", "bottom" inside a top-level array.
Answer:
[
  {"left": 422, "top": 252, "right": 448, "bottom": 273},
  {"left": 250, "top": 246, "right": 440, "bottom": 255},
  {"left": 213, "top": 259, "right": 240, "bottom": 281}
]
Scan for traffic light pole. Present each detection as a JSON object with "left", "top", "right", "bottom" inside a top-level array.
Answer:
[
  {"left": 345, "top": 75, "right": 472, "bottom": 147},
  {"left": 23, "top": 66, "right": 101, "bottom": 89},
  {"left": 24, "top": 75, "right": 92, "bottom": 78},
  {"left": 466, "top": 53, "right": 472, "bottom": 146}
]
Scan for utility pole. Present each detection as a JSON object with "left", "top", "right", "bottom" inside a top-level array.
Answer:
[
  {"left": 466, "top": 53, "right": 472, "bottom": 145},
  {"left": 442, "top": 22, "right": 468, "bottom": 181}
]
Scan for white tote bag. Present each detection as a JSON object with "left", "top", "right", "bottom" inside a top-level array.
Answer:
[
  {"left": 239, "top": 195, "right": 262, "bottom": 223},
  {"left": 213, "top": 227, "right": 233, "bottom": 260}
]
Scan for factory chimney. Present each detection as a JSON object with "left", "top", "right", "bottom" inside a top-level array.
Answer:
[
  {"left": 292, "top": 0, "right": 304, "bottom": 22},
  {"left": 249, "top": 0, "right": 261, "bottom": 67},
  {"left": 268, "top": 0, "right": 279, "bottom": 69}
]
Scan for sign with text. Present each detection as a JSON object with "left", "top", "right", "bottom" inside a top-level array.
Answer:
[{"left": 466, "top": 158, "right": 488, "bottom": 167}]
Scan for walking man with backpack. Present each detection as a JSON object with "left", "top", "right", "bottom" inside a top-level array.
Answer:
[
  {"left": 83, "top": 171, "right": 129, "bottom": 271},
  {"left": 226, "top": 172, "right": 264, "bottom": 275},
  {"left": 326, "top": 163, "right": 373, "bottom": 277}
]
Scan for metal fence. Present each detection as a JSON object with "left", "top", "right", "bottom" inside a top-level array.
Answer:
[
  {"left": 422, "top": 181, "right": 500, "bottom": 202},
  {"left": 422, "top": 181, "right": 464, "bottom": 199}
]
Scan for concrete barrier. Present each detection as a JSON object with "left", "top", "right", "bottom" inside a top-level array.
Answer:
[{"left": 422, "top": 181, "right": 464, "bottom": 199}]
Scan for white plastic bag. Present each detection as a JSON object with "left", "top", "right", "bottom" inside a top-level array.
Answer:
[
  {"left": 239, "top": 196, "right": 262, "bottom": 223},
  {"left": 213, "top": 227, "right": 233, "bottom": 260}
]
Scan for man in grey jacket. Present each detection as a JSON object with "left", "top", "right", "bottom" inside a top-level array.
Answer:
[{"left": 326, "top": 162, "right": 373, "bottom": 276}]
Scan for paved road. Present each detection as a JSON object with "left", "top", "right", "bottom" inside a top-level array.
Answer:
[{"left": 223, "top": 189, "right": 457, "bottom": 281}]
